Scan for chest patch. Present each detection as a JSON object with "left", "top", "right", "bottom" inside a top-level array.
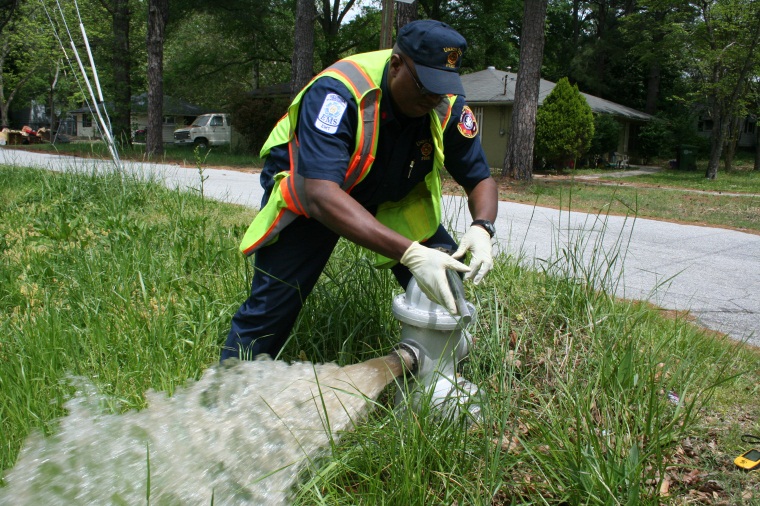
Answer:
[
  {"left": 457, "top": 106, "right": 478, "bottom": 138},
  {"left": 315, "top": 93, "right": 347, "bottom": 134}
]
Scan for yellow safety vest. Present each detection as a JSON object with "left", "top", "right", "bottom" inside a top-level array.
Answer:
[{"left": 239, "top": 49, "right": 455, "bottom": 267}]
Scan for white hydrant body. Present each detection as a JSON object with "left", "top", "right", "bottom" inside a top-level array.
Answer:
[{"left": 392, "top": 275, "right": 481, "bottom": 421}]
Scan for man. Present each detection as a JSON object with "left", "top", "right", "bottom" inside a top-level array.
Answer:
[{"left": 221, "top": 20, "right": 498, "bottom": 362}]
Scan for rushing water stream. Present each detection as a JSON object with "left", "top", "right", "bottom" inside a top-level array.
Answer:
[{"left": 0, "top": 355, "right": 407, "bottom": 505}]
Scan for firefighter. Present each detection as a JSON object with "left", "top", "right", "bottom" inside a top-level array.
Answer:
[{"left": 221, "top": 19, "right": 498, "bottom": 361}]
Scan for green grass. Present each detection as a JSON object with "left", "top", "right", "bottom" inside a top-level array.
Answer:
[
  {"left": 5, "top": 141, "right": 263, "bottom": 169},
  {"left": 599, "top": 164, "right": 760, "bottom": 194},
  {"left": 1, "top": 164, "right": 759, "bottom": 504}
]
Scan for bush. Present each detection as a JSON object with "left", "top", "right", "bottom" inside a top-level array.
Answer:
[
  {"left": 638, "top": 117, "right": 671, "bottom": 163},
  {"left": 228, "top": 92, "right": 292, "bottom": 155},
  {"left": 535, "top": 77, "right": 595, "bottom": 168},
  {"left": 589, "top": 114, "right": 622, "bottom": 157}
]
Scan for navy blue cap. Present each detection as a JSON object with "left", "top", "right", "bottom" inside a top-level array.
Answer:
[{"left": 395, "top": 20, "right": 467, "bottom": 96}]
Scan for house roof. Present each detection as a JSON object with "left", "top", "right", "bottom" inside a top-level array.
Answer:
[
  {"left": 461, "top": 67, "right": 652, "bottom": 122},
  {"left": 69, "top": 94, "right": 210, "bottom": 116}
]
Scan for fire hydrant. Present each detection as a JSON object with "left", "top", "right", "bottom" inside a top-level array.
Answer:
[{"left": 393, "top": 271, "right": 481, "bottom": 421}]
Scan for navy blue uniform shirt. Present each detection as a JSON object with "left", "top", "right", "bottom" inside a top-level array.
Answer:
[{"left": 260, "top": 62, "right": 491, "bottom": 211}]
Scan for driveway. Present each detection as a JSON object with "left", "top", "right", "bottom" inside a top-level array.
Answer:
[{"left": 3, "top": 149, "right": 758, "bottom": 347}]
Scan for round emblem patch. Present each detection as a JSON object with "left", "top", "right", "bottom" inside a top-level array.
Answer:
[
  {"left": 457, "top": 106, "right": 478, "bottom": 138},
  {"left": 421, "top": 142, "right": 433, "bottom": 157}
]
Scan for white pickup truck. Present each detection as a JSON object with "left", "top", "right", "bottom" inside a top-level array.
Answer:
[{"left": 173, "top": 113, "right": 231, "bottom": 149}]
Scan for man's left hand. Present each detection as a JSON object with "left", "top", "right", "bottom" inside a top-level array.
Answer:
[{"left": 452, "top": 226, "right": 494, "bottom": 284}]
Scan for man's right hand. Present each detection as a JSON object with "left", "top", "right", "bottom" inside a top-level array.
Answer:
[{"left": 400, "top": 242, "right": 471, "bottom": 314}]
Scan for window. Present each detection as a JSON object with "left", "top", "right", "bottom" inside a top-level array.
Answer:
[
  {"left": 472, "top": 106, "right": 484, "bottom": 136},
  {"left": 210, "top": 115, "right": 224, "bottom": 127},
  {"left": 698, "top": 119, "right": 713, "bottom": 132},
  {"left": 163, "top": 116, "right": 175, "bottom": 125},
  {"left": 82, "top": 114, "right": 92, "bottom": 128},
  {"left": 744, "top": 119, "right": 756, "bottom": 134}
]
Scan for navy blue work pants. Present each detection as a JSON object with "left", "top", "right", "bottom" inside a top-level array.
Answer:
[{"left": 220, "top": 216, "right": 456, "bottom": 361}]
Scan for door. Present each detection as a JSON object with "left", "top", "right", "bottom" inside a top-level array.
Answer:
[{"left": 209, "top": 115, "right": 230, "bottom": 144}]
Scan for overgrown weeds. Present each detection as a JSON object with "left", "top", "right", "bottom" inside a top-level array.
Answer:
[{"left": 1, "top": 164, "right": 758, "bottom": 503}]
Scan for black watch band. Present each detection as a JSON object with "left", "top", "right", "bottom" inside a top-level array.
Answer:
[{"left": 472, "top": 219, "right": 496, "bottom": 238}]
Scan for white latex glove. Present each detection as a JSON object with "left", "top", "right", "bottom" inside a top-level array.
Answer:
[
  {"left": 452, "top": 226, "right": 494, "bottom": 285},
  {"left": 400, "top": 242, "right": 470, "bottom": 314}
]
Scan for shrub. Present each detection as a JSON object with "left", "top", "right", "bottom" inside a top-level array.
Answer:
[
  {"left": 535, "top": 77, "right": 595, "bottom": 168},
  {"left": 589, "top": 113, "right": 622, "bottom": 157},
  {"left": 228, "top": 92, "right": 291, "bottom": 155}
]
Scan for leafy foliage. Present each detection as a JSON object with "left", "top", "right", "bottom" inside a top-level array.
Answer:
[
  {"left": 588, "top": 113, "right": 622, "bottom": 157},
  {"left": 535, "top": 77, "right": 594, "bottom": 167},
  {"left": 227, "top": 92, "right": 291, "bottom": 154}
]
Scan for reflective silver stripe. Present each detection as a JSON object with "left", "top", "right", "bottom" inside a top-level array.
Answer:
[
  {"left": 327, "top": 60, "right": 378, "bottom": 192},
  {"left": 434, "top": 97, "right": 454, "bottom": 128},
  {"left": 285, "top": 59, "right": 380, "bottom": 205},
  {"left": 255, "top": 210, "right": 298, "bottom": 252},
  {"left": 330, "top": 60, "right": 374, "bottom": 94},
  {"left": 344, "top": 91, "right": 379, "bottom": 191}
]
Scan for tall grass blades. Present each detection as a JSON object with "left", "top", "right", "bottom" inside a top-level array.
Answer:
[{"left": 1, "top": 164, "right": 753, "bottom": 503}]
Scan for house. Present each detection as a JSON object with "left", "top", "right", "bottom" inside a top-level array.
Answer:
[
  {"left": 697, "top": 113, "right": 757, "bottom": 148},
  {"left": 460, "top": 67, "right": 652, "bottom": 166},
  {"left": 69, "top": 94, "right": 210, "bottom": 142}
]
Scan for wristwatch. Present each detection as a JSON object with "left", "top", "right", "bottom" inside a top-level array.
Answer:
[{"left": 472, "top": 219, "right": 496, "bottom": 238}]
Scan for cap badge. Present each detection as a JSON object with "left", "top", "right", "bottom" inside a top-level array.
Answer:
[{"left": 443, "top": 47, "right": 462, "bottom": 68}]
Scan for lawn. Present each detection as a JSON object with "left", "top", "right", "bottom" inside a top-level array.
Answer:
[
  {"left": 1, "top": 163, "right": 758, "bottom": 503},
  {"left": 442, "top": 163, "right": 760, "bottom": 234}
]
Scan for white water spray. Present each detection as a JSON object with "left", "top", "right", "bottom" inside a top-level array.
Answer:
[{"left": 0, "top": 354, "right": 411, "bottom": 504}]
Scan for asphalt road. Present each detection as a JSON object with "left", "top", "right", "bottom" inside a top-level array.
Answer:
[{"left": 3, "top": 149, "right": 758, "bottom": 347}]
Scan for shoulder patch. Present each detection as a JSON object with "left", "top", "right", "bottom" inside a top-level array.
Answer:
[
  {"left": 457, "top": 105, "right": 478, "bottom": 138},
  {"left": 315, "top": 93, "right": 348, "bottom": 134}
]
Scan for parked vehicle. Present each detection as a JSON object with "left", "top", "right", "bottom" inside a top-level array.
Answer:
[{"left": 173, "top": 113, "right": 231, "bottom": 149}]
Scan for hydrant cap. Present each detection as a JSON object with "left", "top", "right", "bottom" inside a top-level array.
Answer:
[{"left": 392, "top": 278, "right": 474, "bottom": 330}]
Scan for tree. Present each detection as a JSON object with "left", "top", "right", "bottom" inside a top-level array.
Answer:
[
  {"left": 502, "top": 0, "right": 548, "bottom": 180},
  {"left": 0, "top": 0, "right": 19, "bottom": 33},
  {"left": 619, "top": 0, "right": 695, "bottom": 115},
  {"left": 97, "top": 0, "right": 132, "bottom": 145},
  {"left": 0, "top": 1, "right": 49, "bottom": 128},
  {"left": 163, "top": 1, "right": 294, "bottom": 107},
  {"left": 146, "top": 0, "right": 168, "bottom": 156},
  {"left": 687, "top": 0, "right": 760, "bottom": 179},
  {"left": 291, "top": 0, "right": 315, "bottom": 97},
  {"left": 317, "top": 0, "right": 358, "bottom": 65},
  {"left": 396, "top": 0, "right": 417, "bottom": 30},
  {"left": 535, "top": 77, "right": 595, "bottom": 167}
]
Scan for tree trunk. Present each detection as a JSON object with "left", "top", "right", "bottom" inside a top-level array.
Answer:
[
  {"left": 705, "top": 101, "right": 724, "bottom": 180},
  {"left": 146, "top": 0, "right": 168, "bottom": 156},
  {"left": 49, "top": 62, "right": 59, "bottom": 132},
  {"left": 291, "top": 0, "right": 315, "bottom": 97},
  {"left": 0, "top": 39, "right": 9, "bottom": 127},
  {"left": 396, "top": 1, "right": 417, "bottom": 30},
  {"left": 379, "top": 0, "right": 394, "bottom": 49},
  {"left": 111, "top": 0, "right": 131, "bottom": 146},
  {"left": 723, "top": 115, "right": 740, "bottom": 173},
  {"left": 502, "top": 0, "right": 548, "bottom": 181},
  {"left": 755, "top": 120, "right": 760, "bottom": 171},
  {"left": 644, "top": 60, "right": 660, "bottom": 115}
]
